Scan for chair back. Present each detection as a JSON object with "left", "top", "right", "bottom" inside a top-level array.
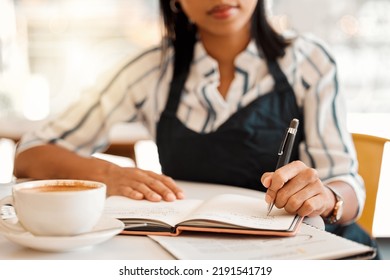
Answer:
[{"left": 352, "top": 133, "right": 389, "bottom": 236}]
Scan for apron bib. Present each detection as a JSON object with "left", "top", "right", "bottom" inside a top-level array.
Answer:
[{"left": 156, "top": 60, "right": 304, "bottom": 191}]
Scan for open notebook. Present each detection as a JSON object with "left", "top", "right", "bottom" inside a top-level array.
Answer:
[{"left": 104, "top": 193, "right": 303, "bottom": 237}]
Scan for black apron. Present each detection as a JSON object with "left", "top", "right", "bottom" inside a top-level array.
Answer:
[{"left": 156, "top": 60, "right": 304, "bottom": 192}]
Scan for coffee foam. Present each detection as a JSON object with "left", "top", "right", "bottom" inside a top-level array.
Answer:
[{"left": 21, "top": 183, "right": 98, "bottom": 193}]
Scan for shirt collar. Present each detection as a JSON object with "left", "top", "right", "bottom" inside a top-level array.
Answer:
[{"left": 185, "top": 40, "right": 263, "bottom": 92}]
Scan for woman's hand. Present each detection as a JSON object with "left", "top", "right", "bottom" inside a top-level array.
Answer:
[
  {"left": 14, "top": 144, "right": 184, "bottom": 203},
  {"left": 261, "top": 160, "right": 335, "bottom": 218},
  {"left": 105, "top": 165, "right": 184, "bottom": 202}
]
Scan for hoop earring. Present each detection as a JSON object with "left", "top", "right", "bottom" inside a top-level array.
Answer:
[{"left": 170, "top": 0, "right": 180, "bottom": 13}]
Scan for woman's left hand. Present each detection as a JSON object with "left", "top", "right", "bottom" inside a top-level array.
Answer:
[{"left": 261, "top": 160, "right": 335, "bottom": 218}]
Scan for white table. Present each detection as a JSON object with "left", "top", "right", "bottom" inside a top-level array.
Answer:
[{"left": 0, "top": 181, "right": 323, "bottom": 260}]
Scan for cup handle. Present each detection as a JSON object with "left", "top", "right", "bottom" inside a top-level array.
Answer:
[{"left": 0, "top": 196, "right": 27, "bottom": 233}]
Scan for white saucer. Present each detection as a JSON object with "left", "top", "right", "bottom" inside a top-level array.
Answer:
[{"left": 0, "top": 215, "right": 124, "bottom": 252}]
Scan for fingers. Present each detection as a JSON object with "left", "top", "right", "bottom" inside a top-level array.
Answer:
[
  {"left": 282, "top": 180, "right": 324, "bottom": 217},
  {"left": 262, "top": 161, "right": 308, "bottom": 203},
  {"left": 146, "top": 171, "right": 185, "bottom": 200},
  {"left": 261, "top": 172, "right": 274, "bottom": 203},
  {"left": 124, "top": 180, "right": 163, "bottom": 202},
  {"left": 261, "top": 161, "right": 328, "bottom": 216},
  {"left": 113, "top": 168, "right": 184, "bottom": 202},
  {"left": 120, "top": 186, "right": 145, "bottom": 200},
  {"left": 273, "top": 167, "right": 319, "bottom": 207}
]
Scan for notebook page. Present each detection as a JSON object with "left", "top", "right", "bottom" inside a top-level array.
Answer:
[
  {"left": 180, "top": 194, "right": 298, "bottom": 231},
  {"left": 104, "top": 196, "right": 203, "bottom": 227}
]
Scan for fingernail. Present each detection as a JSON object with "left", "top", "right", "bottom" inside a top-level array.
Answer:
[
  {"left": 134, "top": 193, "right": 143, "bottom": 200},
  {"left": 152, "top": 193, "right": 162, "bottom": 200},
  {"left": 176, "top": 192, "right": 184, "bottom": 199},
  {"left": 166, "top": 193, "right": 176, "bottom": 201},
  {"left": 262, "top": 177, "right": 271, "bottom": 188}
]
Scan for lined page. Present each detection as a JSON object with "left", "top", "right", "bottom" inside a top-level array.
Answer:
[
  {"left": 104, "top": 196, "right": 203, "bottom": 227},
  {"left": 180, "top": 194, "right": 298, "bottom": 231}
]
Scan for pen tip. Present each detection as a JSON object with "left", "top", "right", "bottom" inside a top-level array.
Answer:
[{"left": 290, "top": 118, "right": 299, "bottom": 129}]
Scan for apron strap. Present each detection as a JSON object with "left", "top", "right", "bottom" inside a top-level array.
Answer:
[
  {"left": 163, "top": 38, "right": 195, "bottom": 115},
  {"left": 164, "top": 70, "right": 188, "bottom": 115},
  {"left": 267, "top": 60, "right": 292, "bottom": 92}
]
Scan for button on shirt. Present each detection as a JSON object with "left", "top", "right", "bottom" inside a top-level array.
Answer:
[{"left": 17, "top": 34, "right": 365, "bottom": 218}]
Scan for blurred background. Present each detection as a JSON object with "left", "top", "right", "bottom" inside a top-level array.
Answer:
[{"left": 0, "top": 0, "right": 390, "bottom": 237}]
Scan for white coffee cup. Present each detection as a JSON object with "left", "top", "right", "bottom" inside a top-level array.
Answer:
[{"left": 0, "top": 179, "right": 106, "bottom": 236}]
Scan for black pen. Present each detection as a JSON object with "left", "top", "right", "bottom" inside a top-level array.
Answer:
[{"left": 267, "top": 118, "right": 299, "bottom": 215}]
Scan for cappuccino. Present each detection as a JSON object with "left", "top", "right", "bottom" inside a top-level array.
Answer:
[
  {"left": 0, "top": 179, "right": 106, "bottom": 236},
  {"left": 22, "top": 183, "right": 98, "bottom": 193}
]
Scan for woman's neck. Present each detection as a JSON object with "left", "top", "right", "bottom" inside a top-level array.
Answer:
[
  {"left": 198, "top": 28, "right": 251, "bottom": 98},
  {"left": 199, "top": 28, "right": 251, "bottom": 64}
]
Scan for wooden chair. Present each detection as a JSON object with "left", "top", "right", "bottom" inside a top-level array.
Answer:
[{"left": 352, "top": 133, "right": 389, "bottom": 236}]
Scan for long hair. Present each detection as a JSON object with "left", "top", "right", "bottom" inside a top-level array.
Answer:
[{"left": 159, "top": 0, "right": 290, "bottom": 81}]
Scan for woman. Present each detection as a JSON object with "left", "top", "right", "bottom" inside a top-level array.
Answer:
[{"left": 14, "top": 0, "right": 379, "bottom": 256}]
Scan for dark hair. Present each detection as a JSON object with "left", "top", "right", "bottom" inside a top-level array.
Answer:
[{"left": 159, "top": 0, "right": 290, "bottom": 66}]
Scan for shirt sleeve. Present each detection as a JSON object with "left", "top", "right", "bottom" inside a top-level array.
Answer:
[
  {"left": 293, "top": 35, "right": 365, "bottom": 221},
  {"left": 16, "top": 49, "right": 160, "bottom": 157}
]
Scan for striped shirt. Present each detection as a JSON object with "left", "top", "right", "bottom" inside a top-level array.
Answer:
[{"left": 17, "top": 34, "right": 365, "bottom": 217}]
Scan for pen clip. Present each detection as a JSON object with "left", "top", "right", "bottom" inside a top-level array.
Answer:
[{"left": 277, "top": 128, "right": 289, "bottom": 156}]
